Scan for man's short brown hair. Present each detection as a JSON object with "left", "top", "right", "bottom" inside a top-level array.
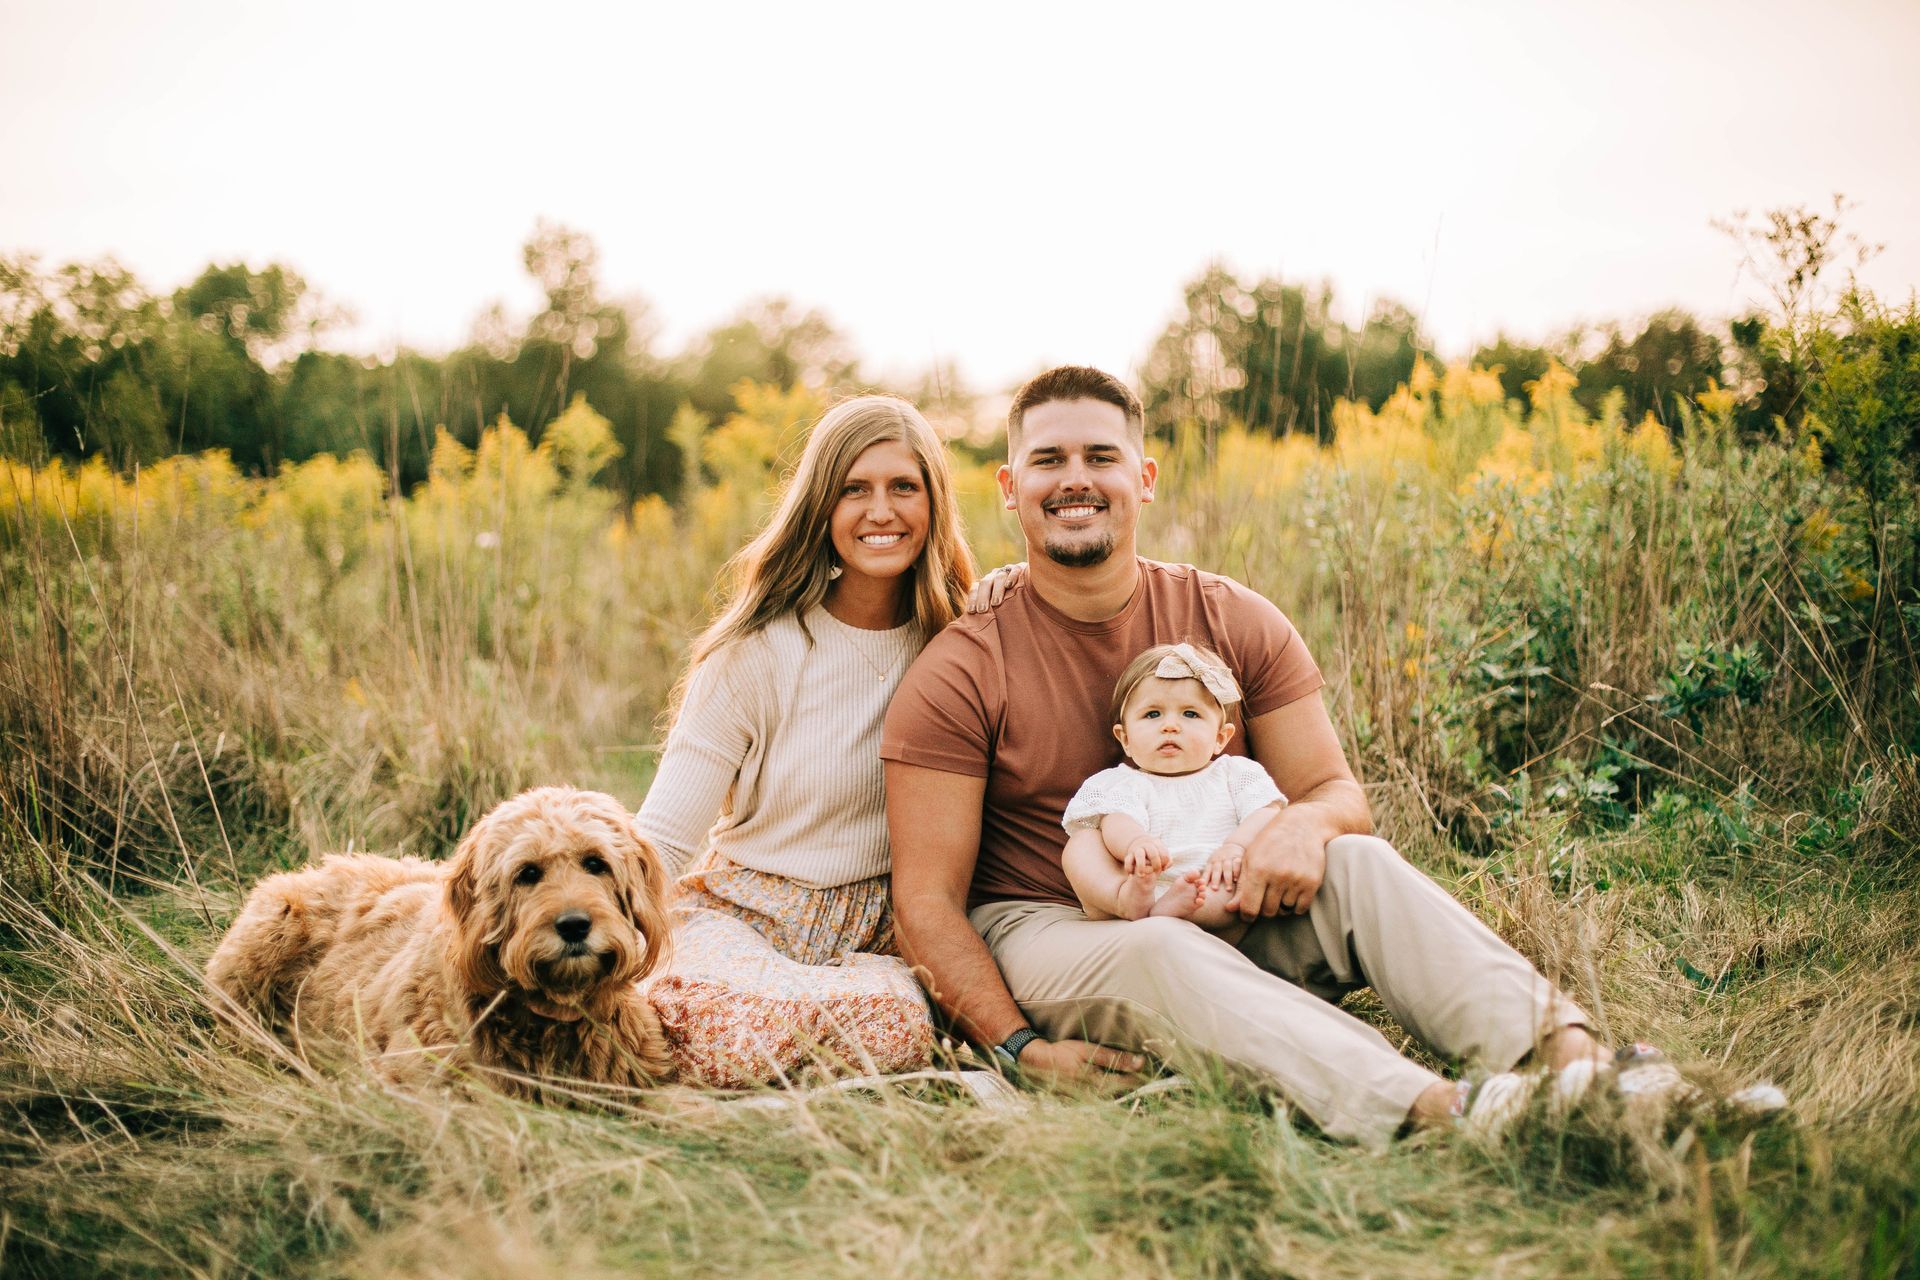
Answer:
[{"left": 1007, "top": 365, "right": 1145, "bottom": 455}]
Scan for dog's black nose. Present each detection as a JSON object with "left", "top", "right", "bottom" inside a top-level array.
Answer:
[{"left": 554, "top": 910, "right": 592, "bottom": 943}]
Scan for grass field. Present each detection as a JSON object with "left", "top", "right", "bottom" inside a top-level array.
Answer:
[{"left": 2, "top": 372, "right": 1916, "bottom": 1278}]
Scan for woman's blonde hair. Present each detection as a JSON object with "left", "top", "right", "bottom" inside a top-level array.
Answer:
[
  {"left": 675, "top": 394, "right": 975, "bottom": 704},
  {"left": 1109, "top": 641, "right": 1242, "bottom": 729}
]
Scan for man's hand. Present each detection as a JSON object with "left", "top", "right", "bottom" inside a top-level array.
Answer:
[
  {"left": 1016, "top": 1038, "right": 1147, "bottom": 1091},
  {"left": 1123, "top": 834, "right": 1171, "bottom": 876},
  {"left": 1227, "top": 815, "right": 1328, "bottom": 919}
]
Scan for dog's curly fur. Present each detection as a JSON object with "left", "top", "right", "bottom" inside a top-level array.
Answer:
[{"left": 206, "top": 786, "right": 674, "bottom": 1093}]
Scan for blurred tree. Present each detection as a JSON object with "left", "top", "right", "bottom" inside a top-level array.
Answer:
[
  {"left": 0, "top": 257, "right": 328, "bottom": 470},
  {"left": 1715, "top": 194, "right": 1882, "bottom": 431},
  {"left": 901, "top": 358, "right": 996, "bottom": 452},
  {"left": 1572, "top": 309, "right": 1725, "bottom": 426},
  {"left": 434, "top": 223, "right": 683, "bottom": 502},
  {"left": 678, "top": 298, "right": 858, "bottom": 422},
  {"left": 1471, "top": 334, "right": 1558, "bottom": 408},
  {"left": 1345, "top": 300, "right": 1426, "bottom": 422},
  {"left": 1140, "top": 264, "right": 1424, "bottom": 445},
  {"left": 281, "top": 351, "right": 375, "bottom": 462},
  {"left": 173, "top": 262, "right": 312, "bottom": 362},
  {"left": 1811, "top": 290, "right": 1919, "bottom": 538},
  {"left": 279, "top": 349, "right": 451, "bottom": 487}
]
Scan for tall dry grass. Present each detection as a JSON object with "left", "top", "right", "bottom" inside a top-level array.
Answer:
[{"left": 2, "top": 368, "right": 1916, "bottom": 1278}]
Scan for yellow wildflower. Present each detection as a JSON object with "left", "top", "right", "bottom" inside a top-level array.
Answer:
[
  {"left": 1628, "top": 414, "right": 1679, "bottom": 478},
  {"left": 1798, "top": 433, "right": 1825, "bottom": 475},
  {"left": 1524, "top": 361, "right": 1579, "bottom": 413},
  {"left": 1798, "top": 508, "right": 1842, "bottom": 552},
  {"left": 1696, "top": 381, "right": 1736, "bottom": 420}
]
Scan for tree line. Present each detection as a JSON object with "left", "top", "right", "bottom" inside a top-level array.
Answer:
[{"left": 0, "top": 205, "right": 1901, "bottom": 501}]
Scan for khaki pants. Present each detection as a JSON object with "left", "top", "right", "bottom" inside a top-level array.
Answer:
[{"left": 970, "top": 834, "right": 1586, "bottom": 1147}]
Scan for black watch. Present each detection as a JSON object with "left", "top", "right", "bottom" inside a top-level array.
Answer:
[{"left": 991, "top": 1027, "right": 1042, "bottom": 1070}]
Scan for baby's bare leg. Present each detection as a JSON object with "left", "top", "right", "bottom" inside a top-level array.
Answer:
[
  {"left": 1062, "top": 829, "right": 1157, "bottom": 921},
  {"left": 1150, "top": 874, "right": 1249, "bottom": 942}
]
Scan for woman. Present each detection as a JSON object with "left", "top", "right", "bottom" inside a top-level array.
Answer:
[{"left": 638, "top": 394, "right": 974, "bottom": 1088}]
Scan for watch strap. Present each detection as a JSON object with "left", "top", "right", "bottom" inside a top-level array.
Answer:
[{"left": 993, "top": 1027, "right": 1042, "bottom": 1069}]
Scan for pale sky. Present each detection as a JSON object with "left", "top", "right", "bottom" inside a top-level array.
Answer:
[{"left": 4, "top": 0, "right": 1916, "bottom": 392}]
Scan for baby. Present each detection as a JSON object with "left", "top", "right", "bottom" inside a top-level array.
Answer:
[{"left": 1061, "top": 642, "right": 1284, "bottom": 935}]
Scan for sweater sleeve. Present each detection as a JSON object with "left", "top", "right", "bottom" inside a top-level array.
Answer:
[
  {"left": 1062, "top": 767, "right": 1150, "bottom": 834},
  {"left": 1222, "top": 755, "right": 1285, "bottom": 822},
  {"left": 635, "top": 643, "right": 760, "bottom": 877}
]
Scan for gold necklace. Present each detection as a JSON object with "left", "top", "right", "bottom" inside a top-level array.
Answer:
[{"left": 842, "top": 628, "right": 903, "bottom": 683}]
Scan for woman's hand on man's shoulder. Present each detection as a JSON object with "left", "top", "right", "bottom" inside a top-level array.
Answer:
[{"left": 966, "top": 562, "right": 1028, "bottom": 614}]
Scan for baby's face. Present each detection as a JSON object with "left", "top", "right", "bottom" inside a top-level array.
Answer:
[{"left": 1115, "top": 675, "right": 1232, "bottom": 775}]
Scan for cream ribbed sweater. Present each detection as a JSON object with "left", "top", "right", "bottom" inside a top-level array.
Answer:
[{"left": 636, "top": 609, "right": 922, "bottom": 888}]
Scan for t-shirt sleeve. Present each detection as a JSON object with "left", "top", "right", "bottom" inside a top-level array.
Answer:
[
  {"left": 1221, "top": 755, "right": 1286, "bottom": 821},
  {"left": 880, "top": 625, "right": 997, "bottom": 778},
  {"left": 1209, "top": 575, "right": 1325, "bottom": 718},
  {"left": 1061, "top": 767, "right": 1149, "bottom": 833},
  {"left": 635, "top": 643, "right": 758, "bottom": 877}
]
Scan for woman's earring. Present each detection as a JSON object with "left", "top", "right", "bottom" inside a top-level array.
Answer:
[{"left": 828, "top": 562, "right": 843, "bottom": 580}]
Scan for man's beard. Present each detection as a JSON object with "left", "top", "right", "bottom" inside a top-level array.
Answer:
[{"left": 1041, "top": 530, "right": 1115, "bottom": 568}]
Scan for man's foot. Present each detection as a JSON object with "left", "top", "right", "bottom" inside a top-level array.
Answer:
[
  {"left": 1113, "top": 866, "right": 1160, "bottom": 920},
  {"left": 1720, "top": 1082, "right": 1789, "bottom": 1120},
  {"left": 1548, "top": 1055, "right": 1610, "bottom": 1117},
  {"left": 1611, "top": 1042, "right": 1700, "bottom": 1109},
  {"left": 1457, "top": 1071, "right": 1545, "bottom": 1142},
  {"left": 1609, "top": 1046, "right": 1789, "bottom": 1136},
  {"left": 1530, "top": 1024, "right": 1616, "bottom": 1114},
  {"left": 1406, "top": 1072, "right": 1543, "bottom": 1142}
]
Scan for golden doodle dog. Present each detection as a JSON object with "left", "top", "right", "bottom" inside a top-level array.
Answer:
[{"left": 206, "top": 785, "right": 674, "bottom": 1093}]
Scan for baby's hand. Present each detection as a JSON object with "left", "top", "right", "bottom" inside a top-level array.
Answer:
[
  {"left": 1202, "top": 843, "right": 1245, "bottom": 889},
  {"left": 1123, "top": 835, "right": 1171, "bottom": 876}
]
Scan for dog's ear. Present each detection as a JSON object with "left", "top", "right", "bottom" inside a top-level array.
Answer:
[
  {"left": 444, "top": 817, "right": 508, "bottom": 994},
  {"left": 615, "top": 817, "right": 673, "bottom": 979}
]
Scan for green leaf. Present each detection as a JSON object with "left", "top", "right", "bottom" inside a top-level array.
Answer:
[{"left": 1676, "top": 956, "right": 1734, "bottom": 993}]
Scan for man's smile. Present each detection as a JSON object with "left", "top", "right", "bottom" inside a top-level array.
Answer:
[{"left": 1045, "top": 502, "right": 1105, "bottom": 520}]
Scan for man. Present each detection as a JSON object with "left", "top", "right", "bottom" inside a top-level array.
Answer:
[{"left": 881, "top": 365, "right": 1609, "bottom": 1148}]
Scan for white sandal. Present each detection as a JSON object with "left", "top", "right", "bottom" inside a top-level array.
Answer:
[{"left": 1455, "top": 1070, "right": 1544, "bottom": 1141}]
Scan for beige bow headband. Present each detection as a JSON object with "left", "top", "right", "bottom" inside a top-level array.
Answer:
[{"left": 1153, "top": 643, "right": 1241, "bottom": 706}]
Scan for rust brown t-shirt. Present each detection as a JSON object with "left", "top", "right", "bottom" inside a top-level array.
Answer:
[{"left": 880, "top": 558, "right": 1325, "bottom": 909}]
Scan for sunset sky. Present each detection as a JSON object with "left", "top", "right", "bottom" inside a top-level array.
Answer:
[{"left": 5, "top": 0, "right": 1916, "bottom": 391}]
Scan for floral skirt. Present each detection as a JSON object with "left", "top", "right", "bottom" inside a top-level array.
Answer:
[{"left": 646, "top": 853, "right": 935, "bottom": 1089}]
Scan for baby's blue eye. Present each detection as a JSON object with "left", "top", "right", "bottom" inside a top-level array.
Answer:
[
  {"left": 1143, "top": 709, "right": 1160, "bottom": 719},
  {"left": 1183, "top": 709, "right": 1201, "bottom": 718}
]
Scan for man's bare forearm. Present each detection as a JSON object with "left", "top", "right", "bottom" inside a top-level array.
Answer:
[
  {"left": 1278, "top": 776, "right": 1372, "bottom": 842},
  {"left": 895, "top": 894, "right": 1030, "bottom": 1047}
]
